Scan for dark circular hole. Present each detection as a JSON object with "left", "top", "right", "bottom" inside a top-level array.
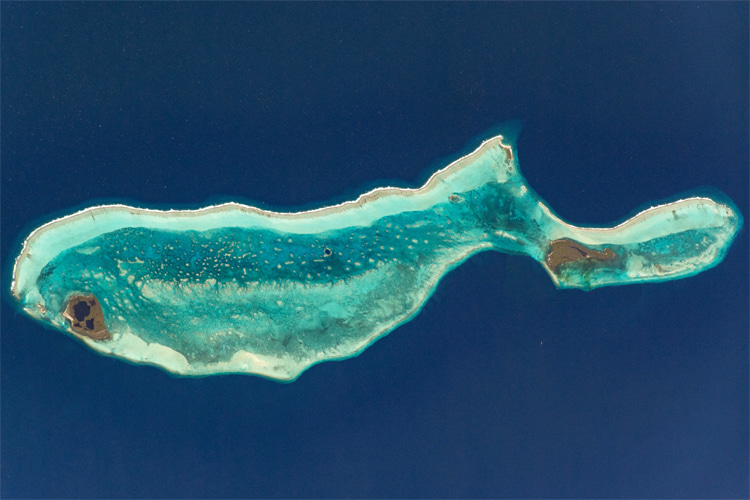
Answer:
[{"left": 73, "top": 300, "right": 91, "bottom": 321}]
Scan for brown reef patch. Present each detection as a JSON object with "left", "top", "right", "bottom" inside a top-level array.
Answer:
[
  {"left": 63, "top": 294, "right": 111, "bottom": 341},
  {"left": 546, "top": 239, "right": 616, "bottom": 271}
]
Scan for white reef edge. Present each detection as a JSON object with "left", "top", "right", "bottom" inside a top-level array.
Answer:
[
  {"left": 10, "top": 133, "right": 741, "bottom": 379},
  {"left": 12, "top": 133, "right": 735, "bottom": 301},
  {"left": 12, "top": 134, "right": 510, "bottom": 299}
]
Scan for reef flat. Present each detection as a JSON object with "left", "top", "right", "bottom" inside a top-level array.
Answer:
[{"left": 10, "top": 133, "right": 742, "bottom": 380}]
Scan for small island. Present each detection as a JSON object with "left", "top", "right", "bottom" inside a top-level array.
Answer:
[{"left": 10, "top": 131, "right": 743, "bottom": 380}]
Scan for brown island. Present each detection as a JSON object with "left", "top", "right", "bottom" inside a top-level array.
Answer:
[
  {"left": 62, "top": 294, "right": 111, "bottom": 341},
  {"left": 546, "top": 238, "right": 617, "bottom": 271}
]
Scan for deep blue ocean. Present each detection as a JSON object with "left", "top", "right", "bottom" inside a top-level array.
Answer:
[{"left": 2, "top": 3, "right": 748, "bottom": 498}]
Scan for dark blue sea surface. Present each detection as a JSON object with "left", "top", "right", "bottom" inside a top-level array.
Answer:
[{"left": 2, "top": 3, "right": 747, "bottom": 498}]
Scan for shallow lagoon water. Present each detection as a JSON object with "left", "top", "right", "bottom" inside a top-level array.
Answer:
[
  {"left": 2, "top": 3, "right": 747, "bottom": 497},
  {"left": 11, "top": 132, "right": 742, "bottom": 380}
]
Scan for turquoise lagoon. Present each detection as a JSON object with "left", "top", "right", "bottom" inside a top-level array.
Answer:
[{"left": 10, "top": 132, "right": 743, "bottom": 380}]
